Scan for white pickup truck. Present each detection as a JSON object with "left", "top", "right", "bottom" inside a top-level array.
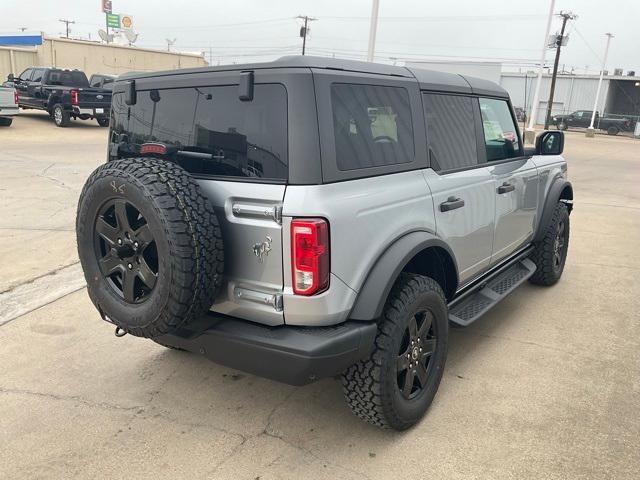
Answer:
[{"left": 0, "top": 85, "right": 19, "bottom": 126}]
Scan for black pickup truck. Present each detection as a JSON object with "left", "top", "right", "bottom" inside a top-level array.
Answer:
[
  {"left": 6, "top": 68, "right": 112, "bottom": 127},
  {"left": 552, "top": 109, "right": 631, "bottom": 135}
]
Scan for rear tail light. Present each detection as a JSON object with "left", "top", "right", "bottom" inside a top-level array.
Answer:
[
  {"left": 140, "top": 143, "right": 167, "bottom": 155},
  {"left": 291, "top": 218, "right": 330, "bottom": 296},
  {"left": 13, "top": 89, "right": 18, "bottom": 105},
  {"left": 70, "top": 89, "right": 78, "bottom": 106}
]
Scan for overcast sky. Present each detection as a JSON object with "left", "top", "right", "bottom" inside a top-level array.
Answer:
[{"left": 2, "top": 0, "right": 638, "bottom": 73}]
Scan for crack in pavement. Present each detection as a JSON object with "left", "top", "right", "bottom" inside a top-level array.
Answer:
[
  {"left": 0, "top": 386, "right": 143, "bottom": 412},
  {"left": 0, "top": 263, "right": 85, "bottom": 326}
]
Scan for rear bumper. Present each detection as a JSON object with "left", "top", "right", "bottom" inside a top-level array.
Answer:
[
  {"left": 0, "top": 106, "right": 19, "bottom": 116},
  {"left": 155, "top": 314, "right": 378, "bottom": 386},
  {"left": 72, "top": 106, "right": 108, "bottom": 118}
]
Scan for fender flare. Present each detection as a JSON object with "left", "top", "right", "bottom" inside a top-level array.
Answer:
[
  {"left": 349, "top": 231, "right": 458, "bottom": 321},
  {"left": 534, "top": 178, "right": 573, "bottom": 243}
]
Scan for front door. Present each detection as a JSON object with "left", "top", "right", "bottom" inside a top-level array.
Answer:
[
  {"left": 422, "top": 93, "right": 495, "bottom": 285},
  {"left": 15, "top": 68, "right": 33, "bottom": 106},
  {"left": 477, "top": 97, "right": 539, "bottom": 265}
]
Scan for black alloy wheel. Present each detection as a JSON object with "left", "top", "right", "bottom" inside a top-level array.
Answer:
[
  {"left": 94, "top": 198, "right": 159, "bottom": 304},
  {"left": 552, "top": 218, "right": 568, "bottom": 274},
  {"left": 396, "top": 309, "right": 437, "bottom": 400}
]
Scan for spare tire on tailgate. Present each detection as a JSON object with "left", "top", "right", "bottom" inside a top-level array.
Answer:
[{"left": 76, "top": 158, "right": 224, "bottom": 338}]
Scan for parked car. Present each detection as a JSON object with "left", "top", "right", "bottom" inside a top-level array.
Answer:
[
  {"left": 7, "top": 67, "right": 112, "bottom": 127},
  {"left": 76, "top": 57, "right": 573, "bottom": 430},
  {"left": 0, "top": 85, "right": 19, "bottom": 126},
  {"left": 552, "top": 109, "right": 631, "bottom": 135},
  {"left": 89, "top": 73, "right": 117, "bottom": 90}
]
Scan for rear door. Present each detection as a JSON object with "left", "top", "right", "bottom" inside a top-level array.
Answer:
[
  {"left": 116, "top": 70, "right": 290, "bottom": 325},
  {"left": 477, "top": 97, "right": 539, "bottom": 265},
  {"left": 422, "top": 93, "right": 495, "bottom": 285}
]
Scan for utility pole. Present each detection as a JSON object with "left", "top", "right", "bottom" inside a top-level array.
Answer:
[
  {"left": 59, "top": 19, "right": 75, "bottom": 39},
  {"left": 586, "top": 33, "right": 614, "bottom": 137},
  {"left": 367, "top": 0, "right": 380, "bottom": 62},
  {"left": 543, "top": 11, "right": 576, "bottom": 129},
  {"left": 524, "top": 0, "right": 555, "bottom": 143},
  {"left": 297, "top": 16, "right": 317, "bottom": 55}
]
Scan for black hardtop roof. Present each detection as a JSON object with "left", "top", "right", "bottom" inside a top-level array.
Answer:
[{"left": 117, "top": 55, "right": 508, "bottom": 98}]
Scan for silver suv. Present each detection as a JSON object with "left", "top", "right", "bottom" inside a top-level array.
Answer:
[{"left": 76, "top": 56, "right": 573, "bottom": 430}]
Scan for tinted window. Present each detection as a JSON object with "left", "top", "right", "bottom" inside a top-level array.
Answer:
[
  {"left": 19, "top": 69, "right": 33, "bottom": 81},
  {"left": 331, "top": 84, "right": 414, "bottom": 171},
  {"left": 125, "top": 84, "right": 287, "bottom": 180},
  {"left": 31, "top": 69, "right": 45, "bottom": 82},
  {"left": 479, "top": 98, "right": 522, "bottom": 161},
  {"left": 47, "top": 70, "right": 89, "bottom": 87},
  {"left": 423, "top": 93, "right": 478, "bottom": 171}
]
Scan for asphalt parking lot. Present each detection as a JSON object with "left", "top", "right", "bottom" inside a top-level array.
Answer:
[{"left": 1, "top": 112, "right": 639, "bottom": 479}]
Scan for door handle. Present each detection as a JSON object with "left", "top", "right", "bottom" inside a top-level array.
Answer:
[
  {"left": 440, "top": 196, "right": 465, "bottom": 212},
  {"left": 497, "top": 182, "right": 515, "bottom": 194}
]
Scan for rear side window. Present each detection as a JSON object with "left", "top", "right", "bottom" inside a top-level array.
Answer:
[
  {"left": 423, "top": 93, "right": 478, "bottom": 172},
  {"left": 46, "top": 70, "right": 89, "bottom": 87},
  {"left": 331, "top": 84, "right": 414, "bottom": 171},
  {"left": 478, "top": 98, "right": 522, "bottom": 161},
  {"left": 125, "top": 84, "right": 287, "bottom": 181}
]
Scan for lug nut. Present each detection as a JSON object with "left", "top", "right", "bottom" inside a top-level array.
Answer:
[
  {"left": 134, "top": 241, "right": 139, "bottom": 248},
  {"left": 127, "top": 263, "right": 133, "bottom": 269},
  {"left": 117, "top": 238, "right": 122, "bottom": 245}
]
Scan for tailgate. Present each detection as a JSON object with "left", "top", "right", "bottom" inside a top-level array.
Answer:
[
  {"left": 198, "top": 180, "right": 286, "bottom": 326},
  {"left": 77, "top": 89, "right": 111, "bottom": 108},
  {"left": 0, "top": 88, "right": 15, "bottom": 110}
]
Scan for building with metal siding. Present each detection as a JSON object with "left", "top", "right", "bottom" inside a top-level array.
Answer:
[
  {"left": 0, "top": 36, "right": 207, "bottom": 82},
  {"left": 408, "top": 60, "right": 640, "bottom": 126}
]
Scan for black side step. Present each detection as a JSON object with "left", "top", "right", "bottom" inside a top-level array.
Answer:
[{"left": 449, "top": 258, "right": 536, "bottom": 327}]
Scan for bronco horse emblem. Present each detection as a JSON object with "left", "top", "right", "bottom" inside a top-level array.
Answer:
[{"left": 252, "top": 235, "right": 272, "bottom": 263}]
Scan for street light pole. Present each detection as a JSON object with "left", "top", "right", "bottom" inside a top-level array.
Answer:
[
  {"left": 586, "top": 33, "right": 614, "bottom": 137},
  {"left": 524, "top": 0, "right": 555, "bottom": 144},
  {"left": 367, "top": 0, "right": 380, "bottom": 62}
]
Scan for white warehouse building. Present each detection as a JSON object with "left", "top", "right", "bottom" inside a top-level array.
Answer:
[{"left": 407, "top": 61, "right": 640, "bottom": 125}]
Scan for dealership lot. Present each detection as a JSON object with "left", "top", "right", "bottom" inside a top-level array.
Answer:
[{"left": 1, "top": 113, "right": 639, "bottom": 479}]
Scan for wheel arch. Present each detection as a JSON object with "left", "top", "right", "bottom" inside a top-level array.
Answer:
[
  {"left": 534, "top": 179, "right": 573, "bottom": 243},
  {"left": 349, "top": 232, "right": 458, "bottom": 321}
]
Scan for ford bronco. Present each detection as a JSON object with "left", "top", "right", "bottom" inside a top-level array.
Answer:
[{"left": 76, "top": 56, "right": 572, "bottom": 430}]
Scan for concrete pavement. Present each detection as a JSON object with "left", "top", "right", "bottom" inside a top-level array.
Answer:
[{"left": 0, "top": 115, "right": 639, "bottom": 479}]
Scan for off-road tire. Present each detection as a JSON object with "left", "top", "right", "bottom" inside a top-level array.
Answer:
[
  {"left": 607, "top": 126, "right": 619, "bottom": 136},
  {"left": 342, "top": 273, "right": 448, "bottom": 430},
  {"left": 53, "top": 104, "right": 70, "bottom": 127},
  {"left": 76, "top": 158, "right": 224, "bottom": 338},
  {"left": 0, "top": 117, "right": 12, "bottom": 127},
  {"left": 97, "top": 117, "right": 110, "bottom": 127},
  {"left": 529, "top": 202, "right": 570, "bottom": 286}
]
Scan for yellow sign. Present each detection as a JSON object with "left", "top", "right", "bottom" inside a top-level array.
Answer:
[{"left": 120, "top": 14, "right": 133, "bottom": 29}]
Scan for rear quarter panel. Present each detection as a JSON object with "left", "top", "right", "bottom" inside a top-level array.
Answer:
[{"left": 282, "top": 170, "right": 435, "bottom": 325}]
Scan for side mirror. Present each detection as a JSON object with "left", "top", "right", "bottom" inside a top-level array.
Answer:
[
  {"left": 535, "top": 130, "right": 564, "bottom": 156},
  {"left": 7, "top": 73, "right": 14, "bottom": 82}
]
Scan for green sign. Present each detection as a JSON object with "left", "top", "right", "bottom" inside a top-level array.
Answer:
[{"left": 106, "top": 13, "right": 120, "bottom": 29}]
